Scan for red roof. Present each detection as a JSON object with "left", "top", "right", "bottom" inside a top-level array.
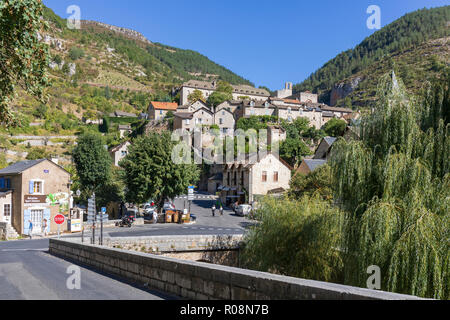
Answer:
[
  {"left": 283, "top": 99, "right": 302, "bottom": 105},
  {"left": 150, "top": 101, "right": 178, "bottom": 111}
]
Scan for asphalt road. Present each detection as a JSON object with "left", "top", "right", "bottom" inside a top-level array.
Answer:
[
  {"left": 0, "top": 192, "right": 252, "bottom": 300},
  {"left": 68, "top": 193, "right": 253, "bottom": 239},
  {"left": 0, "top": 239, "right": 174, "bottom": 300}
]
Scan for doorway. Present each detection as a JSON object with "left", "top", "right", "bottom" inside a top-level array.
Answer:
[
  {"left": 3, "top": 204, "right": 11, "bottom": 224},
  {"left": 30, "top": 209, "right": 44, "bottom": 234}
]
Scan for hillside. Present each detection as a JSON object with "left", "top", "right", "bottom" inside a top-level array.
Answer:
[
  {"left": 294, "top": 6, "right": 450, "bottom": 108},
  {"left": 0, "top": 5, "right": 253, "bottom": 166}
]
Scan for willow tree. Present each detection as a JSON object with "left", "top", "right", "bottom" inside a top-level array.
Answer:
[{"left": 331, "top": 72, "right": 449, "bottom": 299}]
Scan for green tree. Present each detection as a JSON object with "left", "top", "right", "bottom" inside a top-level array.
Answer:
[
  {"left": 331, "top": 73, "right": 449, "bottom": 298},
  {"left": 187, "top": 89, "right": 205, "bottom": 103},
  {"left": 207, "top": 81, "right": 233, "bottom": 107},
  {"left": 279, "top": 138, "right": 311, "bottom": 167},
  {"left": 33, "top": 104, "right": 48, "bottom": 119},
  {"left": 69, "top": 47, "right": 84, "bottom": 61},
  {"left": 289, "top": 164, "right": 333, "bottom": 200},
  {"left": 241, "top": 195, "right": 344, "bottom": 283},
  {"left": 26, "top": 147, "right": 48, "bottom": 160},
  {"left": 0, "top": 0, "right": 50, "bottom": 126},
  {"left": 72, "top": 132, "right": 112, "bottom": 194},
  {"left": 322, "top": 118, "right": 347, "bottom": 137},
  {"left": 120, "top": 132, "right": 200, "bottom": 209}
]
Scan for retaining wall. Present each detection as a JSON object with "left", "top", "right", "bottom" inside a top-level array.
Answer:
[{"left": 49, "top": 239, "right": 422, "bottom": 300}]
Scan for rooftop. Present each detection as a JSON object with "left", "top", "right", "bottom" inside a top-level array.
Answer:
[
  {"left": 182, "top": 80, "right": 269, "bottom": 97},
  {"left": 0, "top": 159, "right": 46, "bottom": 175},
  {"left": 303, "top": 159, "right": 327, "bottom": 172},
  {"left": 150, "top": 101, "right": 178, "bottom": 111}
]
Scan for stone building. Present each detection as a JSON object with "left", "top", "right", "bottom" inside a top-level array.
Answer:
[
  {"left": 109, "top": 141, "right": 131, "bottom": 167},
  {"left": 287, "top": 91, "right": 319, "bottom": 103},
  {"left": 118, "top": 124, "right": 132, "bottom": 138},
  {"left": 0, "top": 159, "right": 71, "bottom": 236},
  {"left": 173, "top": 107, "right": 214, "bottom": 132},
  {"left": 148, "top": 101, "right": 178, "bottom": 121},
  {"left": 219, "top": 153, "right": 292, "bottom": 205},
  {"left": 275, "top": 82, "right": 293, "bottom": 99},
  {"left": 179, "top": 80, "right": 269, "bottom": 106},
  {"left": 237, "top": 100, "right": 277, "bottom": 119},
  {"left": 296, "top": 159, "right": 327, "bottom": 176},
  {"left": 214, "top": 108, "right": 235, "bottom": 136}
]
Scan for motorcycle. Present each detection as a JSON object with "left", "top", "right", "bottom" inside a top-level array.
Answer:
[{"left": 117, "top": 215, "right": 133, "bottom": 228}]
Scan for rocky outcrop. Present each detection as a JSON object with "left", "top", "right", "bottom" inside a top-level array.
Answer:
[
  {"left": 330, "top": 76, "right": 363, "bottom": 106},
  {"left": 81, "top": 20, "right": 152, "bottom": 45}
]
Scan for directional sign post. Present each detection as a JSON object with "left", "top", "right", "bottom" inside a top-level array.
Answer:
[
  {"left": 188, "top": 186, "right": 195, "bottom": 214},
  {"left": 87, "top": 193, "right": 96, "bottom": 244}
]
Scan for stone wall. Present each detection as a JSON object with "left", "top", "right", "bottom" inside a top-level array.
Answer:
[
  {"left": 0, "top": 223, "right": 6, "bottom": 240},
  {"left": 49, "top": 239, "right": 422, "bottom": 300}
]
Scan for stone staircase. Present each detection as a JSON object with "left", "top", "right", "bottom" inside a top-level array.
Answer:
[{"left": 5, "top": 224, "right": 20, "bottom": 239}]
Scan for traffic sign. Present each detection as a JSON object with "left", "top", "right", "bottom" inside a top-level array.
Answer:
[
  {"left": 54, "top": 214, "right": 65, "bottom": 225},
  {"left": 188, "top": 186, "right": 195, "bottom": 201},
  {"left": 96, "top": 214, "right": 108, "bottom": 221}
]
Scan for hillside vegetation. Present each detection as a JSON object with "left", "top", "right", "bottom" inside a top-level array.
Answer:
[
  {"left": 1, "top": 5, "right": 253, "bottom": 164},
  {"left": 294, "top": 6, "right": 450, "bottom": 108}
]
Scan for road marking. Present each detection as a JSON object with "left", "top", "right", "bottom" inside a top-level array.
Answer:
[{"left": 0, "top": 248, "right": 47, "bottom": 252}]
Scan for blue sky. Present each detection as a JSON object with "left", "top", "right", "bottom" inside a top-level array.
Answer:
[{"left": 43, "top": 0, "right": 449, "bottom": 90}]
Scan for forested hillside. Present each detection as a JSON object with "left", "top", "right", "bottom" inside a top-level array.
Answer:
[{"left": 294, "top": 6, "right": 450, "bottom": 108}]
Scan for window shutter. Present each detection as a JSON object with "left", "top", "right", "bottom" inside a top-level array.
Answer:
[
  {"left": 0, "top": 178, "right": 4, "bottom": 189},
  {"left": 23, "top": 210, "right": 31, "bottom": 235},
  {"left": 29, "top": 181, "right": 34, "bottom": 194},
  {"left": 44, "top": 209, "right": 51, "bottom": 233},
  {"left": 6, "top": 179, "right": 10, "bottom": 189}
]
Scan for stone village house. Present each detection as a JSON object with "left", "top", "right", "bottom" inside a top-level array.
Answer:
[
  {"left": 109, "top": 141, "right": 131, "bottom": 167},
  {"left": 0, "top": 159, "right": 71, "bottom": 236},
  {"left": 217, "top": 153, "right": 292, "bottom": 205},
  {"left": 148, "top": 101, "right": 178, "bottom": 121}
]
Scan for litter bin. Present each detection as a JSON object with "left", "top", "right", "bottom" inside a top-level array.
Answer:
[
  {"left": 173, "top": 211, "right": 180, "bottom": 223},
  {"left": 165, "top": 211, "right": 173, "bottom": 223}
]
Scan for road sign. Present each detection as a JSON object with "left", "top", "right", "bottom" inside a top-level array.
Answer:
[
  {"left": 101, "top": 207, "right": 106, "bottom": 213},
  {"left": 96, "top": 214, "right": 108, "bottom": 221},
  {"left": 188, "top": 186, "right": 195, "bottom": 201},
  {"left": 54, "top": 214, "right": 65, "bottom": 225}
]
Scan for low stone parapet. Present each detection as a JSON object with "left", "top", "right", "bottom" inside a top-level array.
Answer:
[{"left": 49, "top": 238, "right": 423, "bottom": 300}]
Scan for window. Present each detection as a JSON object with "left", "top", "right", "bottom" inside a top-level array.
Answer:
[
  {"left": 121, "top": 151, "right": 127, "bottom": 157},
  {"left": 219, "top": 118, "right": 223, "bottom": 125},
  {"left": 274, "top": 171, "right": 279, "bottom": 182},
  {"left": 186, "top": 119, "right": 190, "bottom": 125},
  {"left": 160, "top": 110, "right": 163, "bottom": 115},
  {"left": 4, "top": 204, "right": 10, "bottom": 217},
  {"left": 288, "top": 107, "right": 292, "bottom": 114},
  {"left": 222, "top": 111, "right": 225, "bottom": 115},
  {"left": 30, "top": 181, "right": 43, "bottom": 194},
  {"left": 262, "top": 171, "right": 267, "bottom": 182}
]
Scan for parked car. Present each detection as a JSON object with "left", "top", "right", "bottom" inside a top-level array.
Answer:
[
  {"left": 162, "top": 202, "right": 175, "bottom": 213},
  {"left": 144, "top": 204, "right": 156, "bottom": 216},
  {"left": 235, "top": 204, "right": 252, "bottom": 216}
]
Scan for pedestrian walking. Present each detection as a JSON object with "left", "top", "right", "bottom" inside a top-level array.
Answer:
[
  {"left": 212, "top": 205, "right": 216, "bottom": 217},
  {"left": 220, "top": 205, "right": 224, "bottom": 216},
  {"left": 42, "top": 219, "right": 48, "bottom": 237},
  {"left": 153, "top": 211, "right": 158, "bottom": 224},
  {"left": 28, "top": 220, "right": 33, "bottom": 239}
]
